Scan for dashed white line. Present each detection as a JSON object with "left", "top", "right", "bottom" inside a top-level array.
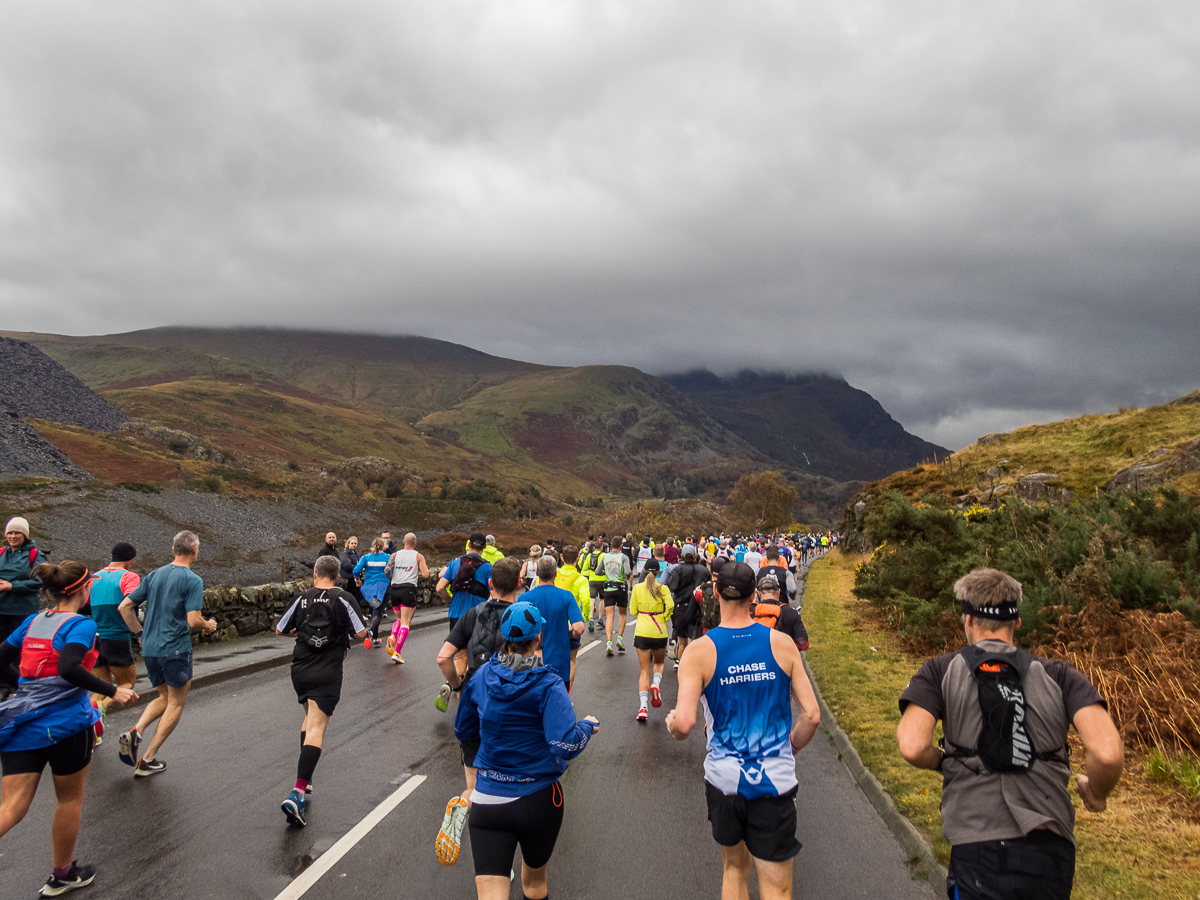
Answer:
[{"left": 273, "top": 774, "right": 427, "bottom": 900}]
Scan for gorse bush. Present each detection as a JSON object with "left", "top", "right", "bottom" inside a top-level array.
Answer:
[{"left": 853, "top": 489, "right": 1200, "bottom": 651}]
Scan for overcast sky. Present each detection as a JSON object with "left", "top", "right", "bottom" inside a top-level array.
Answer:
[{"left": 3, "top": 1, "right": 1198, "bottom": 450}]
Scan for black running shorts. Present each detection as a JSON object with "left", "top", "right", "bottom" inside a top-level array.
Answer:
[
  {"left": 602, "top": 586, "right": 628, "bottom": 608},
  {"left": 589, "top": 581, "right": 603, "bottom": 600},
  {"left": 292, "top": 676, "right": 342, "bottom": 717},
  {"left": 469, "top": 782, "right": 565, "bottom": 877},
  {"left": 705, "top": 782, "right": 801, "bottom": 862},
  {"left": 96, "top": 638, "right": 135, "bottom": 669},
  {"left": 947, "top": 831, "right": 1075, "bottom": 900},
  {"left": 386, "top": 584, "right": 418, "bottom": 608},
  {"left": 459, "top": 736, "right": 481, "bottom": 768},
  {"left": 634, "top": 636, "right": 668, "bottom": 651},
  {"left": 1, "top": 726, "right": 95, "bottom": 777}
]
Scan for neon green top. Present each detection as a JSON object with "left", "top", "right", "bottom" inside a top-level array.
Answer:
[
  {"left": 629, "top": 580, "right": 673, "bottom": 639},
  {"left": 556, "top": 565, "right": 591, "bottom": 621}
]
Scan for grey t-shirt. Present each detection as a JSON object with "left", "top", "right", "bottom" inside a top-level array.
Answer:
[{"left": 900, "top": 639, "right": 1104, "bottom": 846}]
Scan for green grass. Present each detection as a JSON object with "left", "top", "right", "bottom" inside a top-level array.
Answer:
[{"left": 806, "top": 553, "right": 1200, "bottom": 899}]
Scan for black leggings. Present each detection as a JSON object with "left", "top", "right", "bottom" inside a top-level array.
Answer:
[{"left": 469, "top": 782, "right": 564, "bottom": 877}]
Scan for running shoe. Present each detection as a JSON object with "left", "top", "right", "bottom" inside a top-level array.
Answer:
[
  {"left": 435, "top": 796, "right": 469, "bottom": 865},
  {"left": 636, "top": 706, "right": 648, "bottom": 723},
  {"left": 385, "top": 635, "right": 396, "bottom": 655},
  {"left": 373, "top": 638, "right": 383, "bottom": 649},
  {"left": 364, "top": 636, "right": 373, "bottom": 649},
  {"left": 434, "top": 682, "right": 453, "bottom": 712},
  {"left": 587, "top": 619, "right": 595, "bottom": 633},
  {"left": 305, "top": 780, "right": 314, "bottom": 795},
  {"left": 615, "top": 635, "right": 625, "bottom": 653},
  {"left": 606, "top": 642, "right": 614, "bottom": 657},
  {"left": 650, "top": 685, "right": 662, "bottom": 708},
  {"left": 281, "top": 789, "right": 307, "bottom": 827},
  {"left": 39, "top": 861, "right": 96, "bottom": 897},
  {"left": 117, "top": 728, "right": 141, "bottom": 767},
  {"left": 673, "top": 661, "right": 680, "bottom": 670},
  {"left": 390, "top": 651, "right": 405, "bottom": 665},
  {"left": 134, "top": 757, "right": 166, "bottom": 778}
]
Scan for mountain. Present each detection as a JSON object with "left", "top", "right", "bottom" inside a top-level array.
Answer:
[
  {"left": 2, "top": 328, "right": 935, "bottom": 523},
  {"left": 663, "top": 370, "right": 949, "bottom": 481}
]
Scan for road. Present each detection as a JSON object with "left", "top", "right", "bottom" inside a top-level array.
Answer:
[{"left": 0, "top": 621, "right": 938, "bottom": 899}]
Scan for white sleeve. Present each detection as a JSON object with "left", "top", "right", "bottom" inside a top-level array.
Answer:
[
  {"left": 276, "top": 596, "right": 303, "bottom": 632},
  {"left": 341, "top": 598, "right": 366, "bottom": 633}
]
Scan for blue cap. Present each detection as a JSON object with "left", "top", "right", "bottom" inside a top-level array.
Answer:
[{"left": 501, "top": 602, "right": 546, "bottom": 641}]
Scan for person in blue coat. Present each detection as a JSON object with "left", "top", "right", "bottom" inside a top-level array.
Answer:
[{"left": 452, "top": 602, "right": 599, "bottom": 900}]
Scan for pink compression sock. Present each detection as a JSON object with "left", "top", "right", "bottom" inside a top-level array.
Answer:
[
  {"left": 390, "top": 619, "right": 402, "bottom": 642},
  {"left": 396, "top": 625, "right": 410, "bottom": 653}
]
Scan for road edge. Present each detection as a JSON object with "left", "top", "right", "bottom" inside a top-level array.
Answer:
[{"left": 803, "top": 655, "right": 946, "bottom": 888}]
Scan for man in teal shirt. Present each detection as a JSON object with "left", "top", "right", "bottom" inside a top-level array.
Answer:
[{"left": 117, "top": 530, "right": 217, "bottom": 777}]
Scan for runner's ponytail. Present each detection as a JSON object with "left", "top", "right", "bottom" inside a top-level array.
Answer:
[{"left": 32, "top": 560, "right": 90, "bottom": 599}]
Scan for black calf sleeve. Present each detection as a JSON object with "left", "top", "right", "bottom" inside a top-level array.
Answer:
[
  {"left": 297, "top": 744, "right": 322, "bottom": 783},
  {"left": 300, "top": 731, "right": 306, "bottom": 750}
]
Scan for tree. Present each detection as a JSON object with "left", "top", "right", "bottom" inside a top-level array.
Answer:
[{"left": 727, "top": 471, "right": 797, "bottom": 533}]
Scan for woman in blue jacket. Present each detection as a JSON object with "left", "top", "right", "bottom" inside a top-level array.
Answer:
[
  {"left": 353, "top": 538, "right": 392, "bottom": 648},
  {"left": 453, "top": 602, "right": 599, "bottom": 900}
]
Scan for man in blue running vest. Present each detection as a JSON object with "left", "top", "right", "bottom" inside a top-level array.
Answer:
[{"left": 666, "top": 561, "right": 821, "bottom": 900}]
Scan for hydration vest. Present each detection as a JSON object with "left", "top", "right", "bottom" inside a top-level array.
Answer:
[{"left": 20, "top": 611, "right": 99, "bottom": 680}]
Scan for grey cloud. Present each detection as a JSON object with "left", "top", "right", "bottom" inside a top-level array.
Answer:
[{"left": 2, "top": 0, "right": 1199, "bottom": 454}]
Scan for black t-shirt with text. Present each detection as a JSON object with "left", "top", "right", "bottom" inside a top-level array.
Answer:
[{"left": 277, "top": 587, "right": 365, "bottom": 683}]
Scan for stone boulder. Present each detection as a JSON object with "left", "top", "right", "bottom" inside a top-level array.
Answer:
[
  {"left": 1107, "top": 438, "right": 1200, "bottom": 494},
  {"left": 1014, "top": 474, "right": 1061, "bottom": 502}
]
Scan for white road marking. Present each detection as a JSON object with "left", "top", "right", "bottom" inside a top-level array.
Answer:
[{"left": 273, "top": 774, "right": 427, "bottom": 900}]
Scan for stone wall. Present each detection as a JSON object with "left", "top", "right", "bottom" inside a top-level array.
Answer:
[{"left": 196, "top": 573, "right": 447, "bottom": 641}]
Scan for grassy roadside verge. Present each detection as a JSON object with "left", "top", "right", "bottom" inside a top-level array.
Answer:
[{"left": 804, "top": 553, "right": 1200, "bottom": 900}]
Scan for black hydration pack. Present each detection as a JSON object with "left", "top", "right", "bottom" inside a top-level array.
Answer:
[
  {"left": 466, "top": 601, "right": 508, "bottom": 672},
  {"left": 450, "top": 554, "right": 490, "bottom": 599},
  {"left": 943, "top": 645, "right": 1067, "bottom": 774},
  {"left": 297, "top": 590, "right": 336, "bottom": 649}
]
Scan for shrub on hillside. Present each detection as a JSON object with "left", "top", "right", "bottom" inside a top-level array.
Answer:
[{"left": 853, "top": 490, "right": 1200, "bottom": 651}]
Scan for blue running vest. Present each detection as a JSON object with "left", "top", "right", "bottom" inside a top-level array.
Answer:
[{"left": 701, "top": 624, "right": 795, "bottom": 798}]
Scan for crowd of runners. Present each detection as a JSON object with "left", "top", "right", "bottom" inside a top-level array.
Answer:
[{"left": 0, "top": 512, "right": 1122, "bottom": 900}]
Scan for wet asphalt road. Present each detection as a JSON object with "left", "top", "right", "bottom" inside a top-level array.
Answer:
[{"left": 0, "top": 621, "right": 937, "bottom": 900}]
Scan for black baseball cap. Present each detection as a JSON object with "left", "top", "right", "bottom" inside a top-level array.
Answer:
[
  {"left": 757, "top": 573, "right": 781, "bottom": 592},
  {"left": 468, "top": 532, "right": 486, "bottom": 549},
  {"left": 643, "top": 558, "right": 661, "bottom": 574},
  {"left": 717, "top": 562, "right": 756, "bottom": 600}
]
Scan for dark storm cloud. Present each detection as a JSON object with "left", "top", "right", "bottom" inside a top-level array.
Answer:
[{"left": 2, "top": 0, "right": 1198, "bottom": 450}]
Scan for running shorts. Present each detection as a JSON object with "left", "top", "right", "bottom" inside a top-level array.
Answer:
[
  {"left": 675, "top": 620, "right": 704, "bottom": 641},
  {"left": 468, "top": 782, "right": 565, "bottom": 877},
  {"left": 589, "top": 581, "right": 603, "bottom": 600},
  {"left": 448, "top": 617, "right": 459, "bottom": 634},
  {"left": 947, "top": 831, "right": 1074, "bottom": 900},
  {"left": 460, "top": 736, "right": 481, "bottom": 768},
  {"left": 634, "top": 636, "right": 668, "bottom": 651},
  {"left": 96, "top": 638, "right": 135, "bottom": 669},
  {"left": 292, "top": 675, "right": 342, "bottom": 717},
  {"left": 144, "top": 652, "right": 193, "bottom": 689},
  {"left": 1, "top": 726, "right": 94, "bottom": 777},
  {"left": 602, "top": 585, "right": 628, "bottom": 608},
  {"left": 569, "top": 637, "right": 581, "bottom": 651},
  {"left": 705, "top": 782, "right": 801, "bottom": 863},
  {"left": 386, "top": 584, "right": 418, "bottom": 608}
]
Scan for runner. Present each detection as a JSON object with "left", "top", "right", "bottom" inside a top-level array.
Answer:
[
  {"left": 433, "top": 533, "right": 493, "bottom": 711},
  {"left": 553, "top": 547, "right": 591, "bottom": 690},
  {"left": 579, "top": 540, "right": 607, "bottom": 633},
  {"left": 757, "top": 546, "right": 797, "bottom": 604},
  {"left": 523, "top": 555, "right": 585, "bottom": 687},
  {"left": 115, "top": 531, "right": 217, "bottom": 777},
  {"left": 600, "top": 540, "right": 632, "bottom": 657},
  {"left": 635, "top": 536, "right": 654, "bottom": 576},
  {"left": 629, "top": 559, "right": 673, "bottom": 723},
  {"left": 518, "top": 545, "right": 541, "bottom": 594},
  {"left": 664, "top": 543, "right": 710, "bottom": 669},
  {"left": 87, "top": 543, "right": 141, "bottom": 738},
  {"left": 353, "top": 538, "right": 391, "bottom": 647},
  {"left": 454, "top": 601, "right": 599, "bottom": 900},
  {"left": 275, "top": 555, "right": 367, "bottom": 827},
  {"left": 0, "top": 560, "right": 138, "bottom": 897},
  {"left": 434, "top": 557, "right": 523, "bottom": 866},
  {"left": 380, "top": 533, "right": 429, "bottom": 663},
  {"left": 750, "top": 574, "right": 809, "bottom": 651},
  {"left": 666, "top": 562, "right": 822, "bottom": 900}
]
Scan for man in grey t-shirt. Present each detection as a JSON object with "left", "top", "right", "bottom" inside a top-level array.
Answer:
[
  {"left": 118, "top": 530, "right": 217, "bottom": 777},
  {"left": 897, "top": 568, "right": 1123, "bottom": 900}
]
